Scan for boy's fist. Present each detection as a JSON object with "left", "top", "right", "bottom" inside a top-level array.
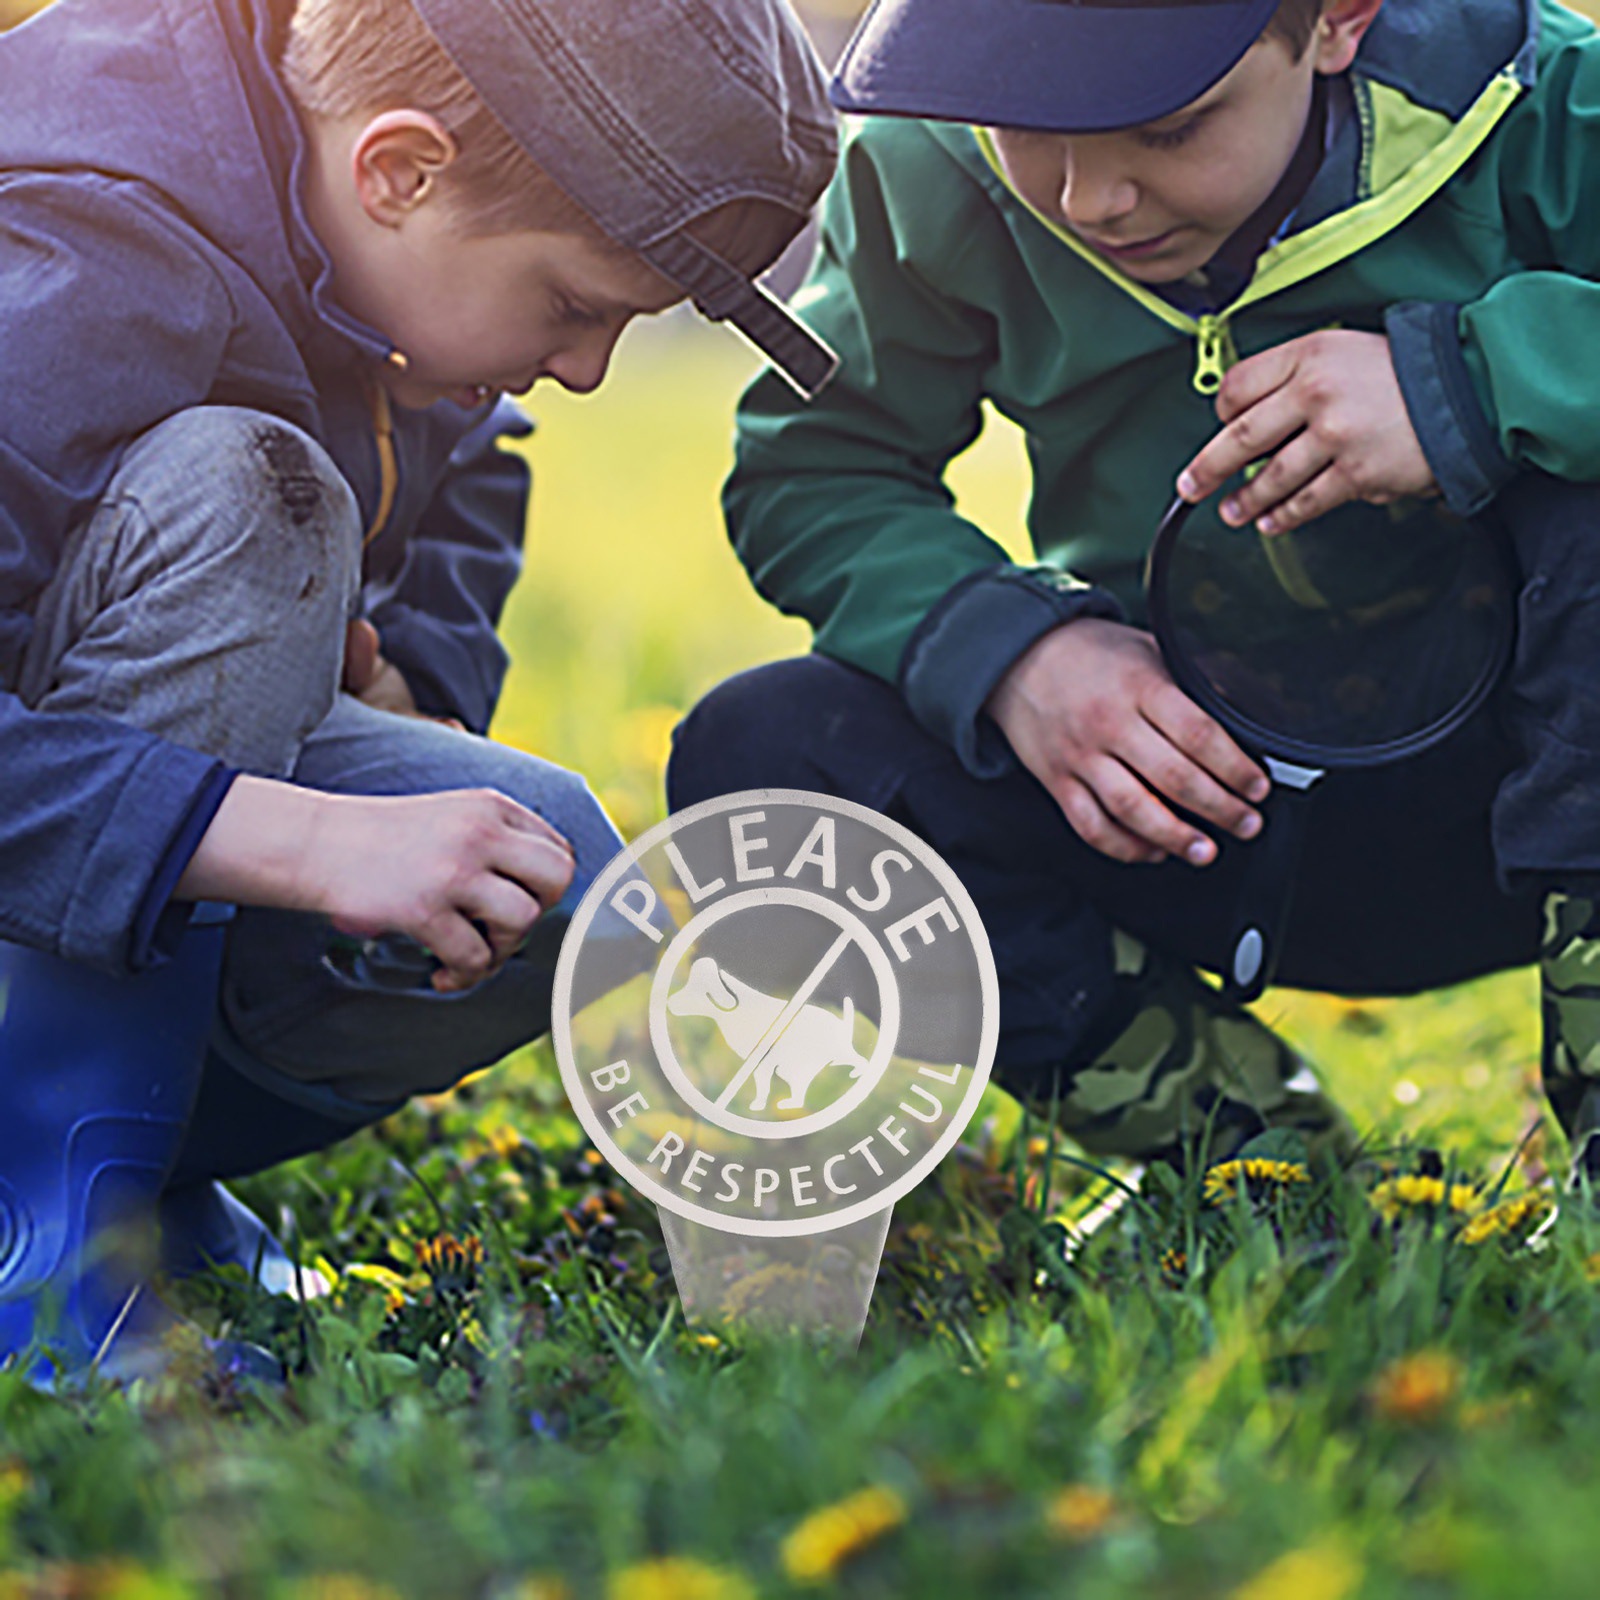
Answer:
[
  {"left": 1176, "top": 330, "right": 1438, "bottom": 535},
  {"left": 312, "top": 788, "right": 576, "bottom": 994}
]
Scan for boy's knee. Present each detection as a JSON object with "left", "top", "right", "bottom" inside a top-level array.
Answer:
[
  {"left": 109, "top": 407, "right": 361, "bottom": 606},
  {"left": 669, "top": 659, "right": 832, "bottom": 809}
]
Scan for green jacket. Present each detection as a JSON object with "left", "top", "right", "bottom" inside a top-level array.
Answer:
[{"left": 727, "top": 0, "right": 1597, "bottom": 777}]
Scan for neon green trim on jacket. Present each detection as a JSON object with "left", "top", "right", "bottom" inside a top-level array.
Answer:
[{"left": 972, "top": 66, "right": 1525, "bottom": 395}]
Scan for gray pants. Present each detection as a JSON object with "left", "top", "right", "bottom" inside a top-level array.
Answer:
[{"left": 19, "top": 406, "right": 622, "bottom": 1105}]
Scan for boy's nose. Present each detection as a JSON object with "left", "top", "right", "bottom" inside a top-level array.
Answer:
[
  {"left": 1057, "top": 140, "right": 1138, "bottom": 232},
  {"left": 544, "top": 332, "right": 620, "bottom": 396}
]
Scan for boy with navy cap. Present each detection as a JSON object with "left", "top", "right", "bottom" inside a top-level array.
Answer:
[
  {"left": 0, "top": 0, "right": 835, "bottom": 1379},
  {"left": 672, "top": 0, "right": 1600, "bottom": 1180}
]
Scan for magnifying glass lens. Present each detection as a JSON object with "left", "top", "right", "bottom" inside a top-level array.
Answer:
[{"left": 1160, "top": 497, "right": 1511, "bottom": 763}]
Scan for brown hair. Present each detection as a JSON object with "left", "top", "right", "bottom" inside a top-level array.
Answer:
[
  {"left": 1263, "top": 0, "right": 1327, "bottom": 59},
  {"left": 282, "top": 0, "right": 804, "bottom": 272}
]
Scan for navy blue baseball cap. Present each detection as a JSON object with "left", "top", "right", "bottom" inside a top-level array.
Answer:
[{"left": 831, "top": 0, "right": 1283, "bottom": 134}]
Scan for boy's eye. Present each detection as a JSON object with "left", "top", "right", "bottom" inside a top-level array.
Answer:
[
  {"left": 552, "top": 290, "right": 604, "bottom": 329},
  {"left": 1137, "top": 116, "right": 1204, "bottom": 151}
]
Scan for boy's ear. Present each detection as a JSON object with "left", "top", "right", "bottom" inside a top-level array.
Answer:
[
  {"left": 1311, "top": 0, "right": 1384, "bottom": 76},
  {"left": 350, "top": 110, "right": 459, "bottom": 227}
]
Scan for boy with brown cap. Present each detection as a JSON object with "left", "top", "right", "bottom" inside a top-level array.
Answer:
[{"left": 0, "top": 0, "right": 836, "bottom": 1379}]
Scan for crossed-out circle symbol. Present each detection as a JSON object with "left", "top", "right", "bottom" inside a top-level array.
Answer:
[{"left": 647, "top": 887, "right": 901, "bottom": 1142}]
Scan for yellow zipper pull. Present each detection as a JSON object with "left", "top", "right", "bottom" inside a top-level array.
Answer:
[{"left": 1192, "top": 314, "right": 1237, "bottom": 396}]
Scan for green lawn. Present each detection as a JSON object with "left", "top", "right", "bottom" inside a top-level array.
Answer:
[{"left": 4, "top": 325, "right": 1588, "bottom": 1600}]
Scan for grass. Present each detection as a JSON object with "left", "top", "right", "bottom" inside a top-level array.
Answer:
[{"left": 3, "top": 323, "right": 1590, "bottom": 1599}]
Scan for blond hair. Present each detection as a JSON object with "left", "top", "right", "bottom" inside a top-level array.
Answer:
[{"left": 282, "top": 0, "right": 804, "bottom": 270}]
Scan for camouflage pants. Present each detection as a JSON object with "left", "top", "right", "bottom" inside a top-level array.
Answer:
[
  {"left": 1030, "top": 928, "right": 1357, "bottom": 1168},
  {"left": 1539, "top": 893, "right": 1600, "bottom": 1171}
]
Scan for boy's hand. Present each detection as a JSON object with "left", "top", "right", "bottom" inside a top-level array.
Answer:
[
  {"left": 177, "top": 778, "right": 577, "bottom": 994},
  {"left": 1176, "top": 330, "right": 1438, "bottom": 535},
  {"left": 985, "top": 618, "right": 1269, "bottom": 865},
  {"left": 343, "top": 618, "right": 465, "bottom": 731},
  {"left": 310, "top": 789, "right": 575, "bottom": 993}
]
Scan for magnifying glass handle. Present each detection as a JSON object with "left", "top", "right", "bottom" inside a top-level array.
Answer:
[{"left": 1223, "top": 757, "right": 1323, "bottom": 1004}]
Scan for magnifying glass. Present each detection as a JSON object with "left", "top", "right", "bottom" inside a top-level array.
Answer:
[{"left": 1145, "top": 488, "right": 1517, "bottom": 1003}]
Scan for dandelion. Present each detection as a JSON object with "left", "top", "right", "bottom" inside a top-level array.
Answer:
[
  {"left": 606, "top": 1556, "right": 754, "bottom": 1600},
  {"left": 341, "top": 1263, "right": 413, "bottom": 1315},
  {"left": 694, "top": 1333, "right": 722, "bottom": 1352},
  {"left": 1160, "top": 1247, "right": 1188, "bottom": 1286},
  {"left": 416, "top": 1232, "right": 485, "bottom": 1288},
  {"left": 1459, "top": 1192, "right": 1552, "bottom": 1245},
  {"left": 480, "top": 1120, "right": 524, "bottom": 1158},
  {"left": 1230, "top": 1540, "right": 1363, "bottom": 1600},
  {"left": 780, "top": 1485, "right": 908, "bottom": 1583},
  {"left": 575, "top": 1194, "right": 617, "bottom": 1228},
  {"left": 1371, "top": 1350, "right": 1463, "bottom": 1423},
  {"left": 1202, "top": 1158, "right": 1311, "bottom": 1206},
  {"left": 1368, "top": 1175, "right": 1480, "bottom": 1221},
  {"left": 1044, "top": 1484, "right": 1118, "bottom": 1542}
]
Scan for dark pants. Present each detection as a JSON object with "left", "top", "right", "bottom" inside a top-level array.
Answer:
[{"left": 668, "top": 654, "right": 1540, "bottom": 1103}]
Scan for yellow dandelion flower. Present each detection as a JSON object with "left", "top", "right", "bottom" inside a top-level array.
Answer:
[
  {"left": 416, "top": 1232, "right": 486, "bottom": 1279},
  {"left": 1203, "top": 1158, "right": 1311, "bottom": 1206},
  {"left": 1372, "top": 1350, "right": 1463, "bottom": 1423},
  {"left": 606, "top": 1556, "right": 754, "bottom": 1600},
  {"left": 1459, "top": 1192, "right": 1553, "bottom": 1245},
  {"left": 1230, "top": 1540, "right": 1364, "bottom": 1600},
  {"left": 1044, "top": 1484, "right": 1118, "bottom": 1542},
  {"left": 780, "top": 1485, "right": 908, "bottom": 1584},
  {"left": 1368, "top": 1175, "right": 1480, "bottom": 1221},
  {"left": 694, "top": 1333, "right": 722, "bottom": 1352},
  {"left": 342, "top": 1263, "right": 413, "bottom": 1315},
  {"left": 1160, "top": 1247, "right": 1188, "bottom": 1285}
]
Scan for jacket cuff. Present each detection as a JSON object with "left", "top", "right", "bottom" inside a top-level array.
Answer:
[
  {"left": 899, "top": 565, "right": 1125, "bottom": 779},
  {"left": 129, "top": 766, "right": 239, "bottom": 969},
  {"left": 1386, "top": 301, "right": 1518, "bottom": 516}
]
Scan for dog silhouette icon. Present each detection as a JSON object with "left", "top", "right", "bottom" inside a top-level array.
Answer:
[{"left": 666, "top": 955, "right": 871, "bottom": 1112}]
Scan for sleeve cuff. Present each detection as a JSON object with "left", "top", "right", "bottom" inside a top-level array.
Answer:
[
  {"left": 898, "top": 564, "right": 1125, "bottom": 779},
  {"left": 1386, "top": 301, "right": 1518, "bottom": 517},
  {"left": 129, "top": 766, "right": 238, "bottom": 969}
]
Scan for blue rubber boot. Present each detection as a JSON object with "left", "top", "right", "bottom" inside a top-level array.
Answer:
[
  {"left": 0, "top": 906, "right": 241, "bottom": 1382},
  {"left": 157, "top": 1007, "right": 403, "bottom": 1299}
]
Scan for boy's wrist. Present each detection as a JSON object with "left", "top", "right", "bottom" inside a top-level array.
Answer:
[
  {"left": 174, "top": 775, "right": 330, "bottom": 913},
  {"left": 899, "top": 564, "right": 1125, "bottom": 780}
]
